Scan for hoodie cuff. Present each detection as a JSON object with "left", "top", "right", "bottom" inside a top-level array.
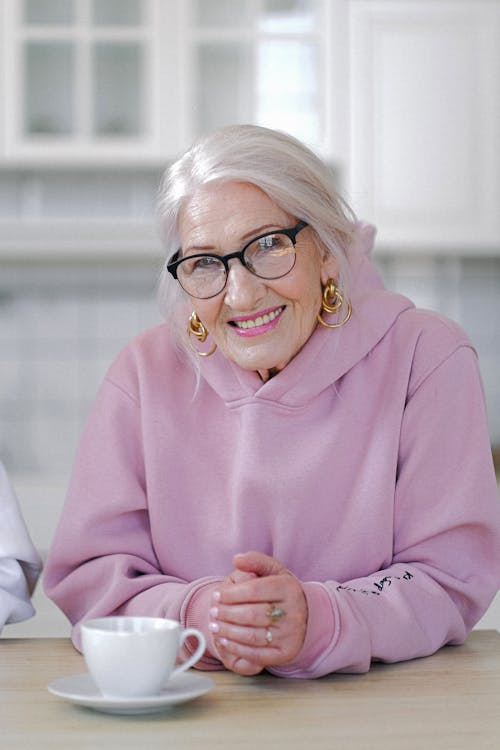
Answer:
[
  {"left": 267, "top": 582, "right": 335, "bottom": 676},
  {"left": 182, "top": 578, "right": 225, "bottom": 670}
]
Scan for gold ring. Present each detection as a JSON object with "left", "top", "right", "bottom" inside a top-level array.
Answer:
[
  {"left": 267, "top": 605, "right": 286, "bottom": 621},
  {"left": 265, "top": 628, "right": 273, "bottom": 645}
]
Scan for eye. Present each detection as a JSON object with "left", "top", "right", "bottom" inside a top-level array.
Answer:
[
  {"left": 255, "top": 233, "right": 289, "bottom": 253},
  {"left": 250, "top": 233, "right": 293, "bottom": 261},
  {"left": 184, "top": 255, "right": 223, "bottom": 274},
  {"left": 259, "top": 234, "right": 282, "bottom": 248},
  {"left": 194, "top": 256, "right": 220, "bottom": 269}
]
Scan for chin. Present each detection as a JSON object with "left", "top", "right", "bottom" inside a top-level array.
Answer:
[
  {"left": 223, "top": 336, "right": 291, "bottom": 372},
  {"left": 229, "top": 350, "right": 280, "bottom": 373}
]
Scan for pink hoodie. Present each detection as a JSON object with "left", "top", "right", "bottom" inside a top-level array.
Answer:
[{"left": 44, "top": 225, "right": 500, "bottom": 677}]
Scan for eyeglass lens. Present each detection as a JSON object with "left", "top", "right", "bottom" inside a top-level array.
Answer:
[{"left": 176, "top": 231, "right": 297, "bottom": 298}]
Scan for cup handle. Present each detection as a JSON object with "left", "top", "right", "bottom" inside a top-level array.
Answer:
[{"left": 171, "top": 628, "right": 206, "bottom": 677}]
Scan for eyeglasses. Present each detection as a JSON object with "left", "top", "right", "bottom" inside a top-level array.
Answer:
[{"left": 167, "top": 220, "right": 308, "bottom": 299}]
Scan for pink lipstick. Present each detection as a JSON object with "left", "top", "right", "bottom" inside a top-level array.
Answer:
[{"left": 229, "top": 306, "right": 284, "bottom": 337}]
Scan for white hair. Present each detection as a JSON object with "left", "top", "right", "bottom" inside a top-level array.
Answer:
[{"left": 156, "top": 124, "right": 357, "bottom": 355}]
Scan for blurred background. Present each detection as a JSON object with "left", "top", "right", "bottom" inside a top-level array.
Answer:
[{"left": 1, "top": 0, "right": 499, "bottom": 635}]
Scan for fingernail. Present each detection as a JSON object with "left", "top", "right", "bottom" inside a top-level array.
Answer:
[
  {"left": 210, "top": 606, "right": 218, "bottom": 618},
  {"left": 209, "top": 621, "right": 220, "bottom": 633},
  {"left": 219, "top": 637, "right": 228, "bottom": 647},
  {"left": 212, "top": 591, "right": 221, "bottom": 603}
]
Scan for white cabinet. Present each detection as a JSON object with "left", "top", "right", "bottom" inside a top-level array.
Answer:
[
  {"left": 1, "top": 0, "right": 499, "bottom": 251},
  {"left": 0, "top": 0, "right": 182, "bottom": 164},
  {"left": 0, "top": 0, "right": 343, "bottom": 165},
  {"left": 0, "top": 0, "right": 349, "bottom": 259},
  {"left": 348, "top": 0, "right": 500, "bottom": 251},
  {"left": 184, "top": 0, "right": 347, "bottom": 162}
]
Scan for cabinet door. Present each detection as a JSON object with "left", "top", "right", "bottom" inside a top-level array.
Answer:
[
  {"left": 1, "top": 0, "right": 336, "bottom": 164},
  {"left": 186, "top": 0, "right": 331, "bottom": 155},
  {"left": 349, "top": 1, "right": 500, "bottom": 250},
  {"left": 1, "top": 0, "right": 173, "bottom": 163}
]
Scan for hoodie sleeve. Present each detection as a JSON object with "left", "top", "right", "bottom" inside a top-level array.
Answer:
[
  {"left": 0, "top": 462, "right": 42, "bottom": 633},
  {"left": 42, "top": 373, "right": 224, "bottom": 666},
  {"left": 269, "top": 340, "right": 500, "bottom": 678}
]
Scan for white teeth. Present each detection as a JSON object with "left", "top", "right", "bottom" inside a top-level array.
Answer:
[{"left": 234, "top": 307, "right": 283, "bottom": 329}]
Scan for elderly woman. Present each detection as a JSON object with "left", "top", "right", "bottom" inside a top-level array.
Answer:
[
  {"left": 45, "top": 125, "right": 500, "bottom": 678},
  {"left": 0, "top": 460, "right": 42, "bottom": 634}
]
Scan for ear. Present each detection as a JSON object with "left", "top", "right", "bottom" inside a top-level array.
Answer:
[{"left": 319, "top": 248, "right": 338, "bottom": 286}]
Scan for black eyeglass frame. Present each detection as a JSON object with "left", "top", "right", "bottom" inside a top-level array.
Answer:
[{"left": 166, "top": 220, "right": 309, "bottom": 299}]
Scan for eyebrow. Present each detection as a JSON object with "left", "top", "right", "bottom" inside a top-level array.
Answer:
[{"left": 182, "top": 223, "right": 284, "bottom": 255}]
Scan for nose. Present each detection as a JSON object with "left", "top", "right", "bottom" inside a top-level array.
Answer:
[{"left": 223, "top": 259, "right": 266, "bottom": 310}]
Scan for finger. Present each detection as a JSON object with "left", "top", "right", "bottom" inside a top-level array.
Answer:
[
  {"left": 211, "top": 620, "right": 279, "bottom": 649},
  {"left": 215, "top": 634, "right": 279, "bottom": 666},
  {"left": 210, "top": 601, "right": 277, "bottom": 628},
  {"left": 230, "top": 658, "right": 263, "bottom": 676},
  {"left": 215, "top": 647, "right": 263, "bottom": 676},
  {"left": 226, "top": 570, "right": 257, "bottom": 584},
  {"left": 233, "top": 551, "right": 286, "bottom": 578},
  {"left": 214, "top": 575, "right": 286, "bottom": 606}
]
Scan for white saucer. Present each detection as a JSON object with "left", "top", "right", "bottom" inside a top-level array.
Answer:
[{"left": 48, "top": 671, "right": 215, "bottom": 715}]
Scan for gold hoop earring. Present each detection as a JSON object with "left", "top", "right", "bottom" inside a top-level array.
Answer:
[
  {"left": 187, "top": 311, "right": 217, "bottom": 357},
  {"left": 317, "top": 279, "right": 352, "bottom": 329}
]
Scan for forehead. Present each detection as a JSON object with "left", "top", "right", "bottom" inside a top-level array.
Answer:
[{"left": 178, "top": 181, "right": 291, "bottom": 246}]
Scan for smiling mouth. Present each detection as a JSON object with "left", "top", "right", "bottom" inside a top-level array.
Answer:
[{"left": 229, "top": 306, "right": 284, "bottom": 330}]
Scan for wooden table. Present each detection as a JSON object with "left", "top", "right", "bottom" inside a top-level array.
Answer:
[{"left": 1, "top": 631, "right": 499, "bottom": 749}]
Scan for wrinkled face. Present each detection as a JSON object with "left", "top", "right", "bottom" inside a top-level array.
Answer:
[{"left": 178, "top": 181, "right": 337, "bottom": 380}]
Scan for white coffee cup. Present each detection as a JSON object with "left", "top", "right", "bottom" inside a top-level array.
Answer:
[{"left": 81, "top": 616, "right": 206, "bottom": 698}]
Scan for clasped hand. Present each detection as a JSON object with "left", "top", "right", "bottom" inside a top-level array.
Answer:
[{"left": 209, "top": 551, "right": 308, "bottom": 676}]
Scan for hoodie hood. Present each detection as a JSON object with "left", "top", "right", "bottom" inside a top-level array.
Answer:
[{"left": 198, "top": 223, "right": 414, "bottom": 407}]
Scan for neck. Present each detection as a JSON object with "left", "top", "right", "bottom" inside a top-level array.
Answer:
[{"left": 257, "top": 366, "right": 281, "bottom": 382}]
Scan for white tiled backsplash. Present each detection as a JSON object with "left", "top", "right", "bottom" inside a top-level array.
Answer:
[
  {"left": 1, "top": 261, "right": 164, "bottom": 638},
  {"left": 380, "top": 254, "right": 500, "bottom": 448},
  {"left": 0, "top": 262, "right": 162, "bottom": 476},
  {"left": 0, "top": 258, "right": 500, "bottom": 477},
  {"left": 1, "top": 253, "right": 499, "bottom": 482},
  {"left": 1, "top": 167, "right": 499, "bottom": 477}
]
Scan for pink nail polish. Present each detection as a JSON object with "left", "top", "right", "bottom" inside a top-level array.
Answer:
[
  {"left": 209, "top": 621, "right": 220, "bottom": 633},
  {"left": 210, "top": 606, "right": 218, "bottom": 618},
  {"left": 212, "top": 591, "right": 221, "bottom": 603},
  {"left": 219, "top": 637, "right": 228, "bottom": 647}
]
